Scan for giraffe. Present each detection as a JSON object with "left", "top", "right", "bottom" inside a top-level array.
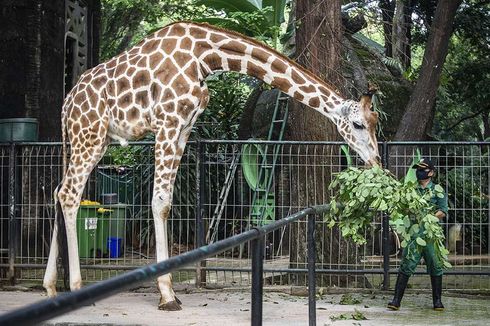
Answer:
[{"left": 43, "top": 21, "right": 380, "bottom": 311}]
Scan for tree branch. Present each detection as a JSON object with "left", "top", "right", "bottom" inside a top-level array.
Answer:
[{"left": 443, "top": 106, "right": 490, "bottom": 132}]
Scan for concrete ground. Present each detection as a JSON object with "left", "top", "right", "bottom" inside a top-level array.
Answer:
[{"left": 0, "top": 287, "right": 489, "bottom": 326}]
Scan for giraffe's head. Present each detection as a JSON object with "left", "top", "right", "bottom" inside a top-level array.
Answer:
[{"left": 332, "top": 93, "right": 380, "bottom": 166}]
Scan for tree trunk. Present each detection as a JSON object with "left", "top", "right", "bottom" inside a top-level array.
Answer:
[
  {"left": 395, "top": 0, "right": 463, "bottom": 141},
  {"left": 287, "top": 0, "right": 362, "bottom": 287},
  {"left": 380, "top": 0, "right": 395, "bottom": 57}
]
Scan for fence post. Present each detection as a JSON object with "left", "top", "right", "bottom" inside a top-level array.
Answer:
[
  {"left": 381, "top": 142, "right": 390, "bottom": 291},
  {"left": 307, "top": 214, "right": 317, "bottom": 326},
  {"left": 251, "top": 236, "right": 264, "bottom": 326},
  {"left": 195, "top": 140, "right": 206, "bottom": 287},
  {"left": 8, "top": 143, "right": 16, "bottom": 284}
]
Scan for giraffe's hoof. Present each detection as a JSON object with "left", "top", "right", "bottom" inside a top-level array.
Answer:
[
  {"left": 175, "top": 296, "right": 182, "bottom": 305},
  {"left": 159, "top": 300, "right": 182, "bottom": 311},
  {"left": 46, "top": 289, "right": 57, "bottom": 298}
]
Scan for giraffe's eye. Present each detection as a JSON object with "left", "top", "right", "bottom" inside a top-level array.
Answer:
[{"left": 353, "top": 122, "right": 365, "bottom": 130}]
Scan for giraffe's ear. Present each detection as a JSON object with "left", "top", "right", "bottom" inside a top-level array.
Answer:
[
  {"left": 360, "top": 84, "right": 378, "bottom": 111},
  {"left": 359, "top": 94, "right": 372, "bottom": 111}
]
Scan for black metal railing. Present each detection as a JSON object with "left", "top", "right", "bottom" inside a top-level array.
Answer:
[{"left": 0, "top": 205, "right": 330, "bottom": 326}]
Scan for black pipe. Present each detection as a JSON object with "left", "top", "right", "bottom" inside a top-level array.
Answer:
[
  {"left": 307, "top": 214, "right": 316, "bottom": 326},
  {"left": 0, "top": 206, "right": 328, "bottom": 326},
  {"left": 0, "top": 230, "right": 258, "bottom": 326},
  {"left": 251, "top": 236, "right": 264, "bottom": 326}
]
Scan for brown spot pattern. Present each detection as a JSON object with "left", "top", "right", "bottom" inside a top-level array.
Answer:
[
  {"left": 294, "top": 91, "right": 304, "bottom": 101},
  {"left": 184, "top": 62, "right": 198, "bottom": 80},
  {"left": 252, "top": 48, "right": 270, "bottom": 63},
  {"left": 162, "top": 89, "right": 175, "bottom": 101},
  {"left": 228, "top": 58, "right": 242, "bottom": 71},
  {"left": 308, "top": 97, "right": 320, "bottom": 108},
  {"left": 171, "top": 75, "right": 190, "bottom": 96},
  {"left": 246, "top": 62, "right": 266, "bottom": 80},
  {"left": 299, "top": 85, "right": 316, "bottom": 93},
  {"left": 271, "top": 59, "right": 287, "bottom": 73},
  {"left": 181, "top": 37, "right": 193, "bottom": 50},
  {"left": 128, "top": 107, "right": 139, "bottom": 121},
  {"left": 174, "top": 51, "right": 192, "bottom": 67},
  {"left": 271, "top": 77, "right": 292, "bottom": 92},
  {"left": 116, "top": 77, "right": 130, "bottom": 93},
  {"left": 142, "top": 40, "right": 160, "bottom": 53},
  {"left": 149, "top": 52, "right": 164, "bottom": 68},
  {"left": 203, "top": 53, "right": 222, "bottom": 71},
  {"left": 169, "top": 24, "right": 186, "bottom": 37},
  {"left": 291, "top": 71, "right": 306, "bottom": 84},
  {"left": 194, "top": 41, "right": 212, "bottom": 57},
  {"left": 162, "top": 39, "right": 177, "bottom": 55},
  {"left": 210, "top": 33, "right": 225, "bottom": 43},
  {"left": 135, "top": 90, "right": 149, "bottom": 107},
  {"left": 190, "top": 27, "right": 207, "bottom": 39},
  {"left": 133, "top": 70, "right": 150, "bottom": 88},
  {"left": 155, "top": 59, "right": 178, "bottom": 85}
]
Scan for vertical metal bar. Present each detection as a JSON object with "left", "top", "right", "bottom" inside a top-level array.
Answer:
[
  {"left": 195, "top": 141, "right": 206, "bottom": 287},
  {"left": 307, "top": 214, "right": 316, "bottom": 326},
  {"left": 8, "top": 143, "right": 16, "bottom": 284},
  {"left": 251, "top": 236, "right": 264, "bottom": 326},
  {"left": 382, "top": 213, "right": 390, "bottom": 291},
  {"left": 381, "top": 142, "right": 390, "bottom": 291}
]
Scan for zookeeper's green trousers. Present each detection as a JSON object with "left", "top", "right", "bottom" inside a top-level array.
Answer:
[{"left": 399, "top": 237, "right": 444, "bottom": 277}]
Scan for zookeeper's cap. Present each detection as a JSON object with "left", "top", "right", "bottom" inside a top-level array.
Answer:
[{"left": 412, "top": 158, "right": 435, "bottom": 170}]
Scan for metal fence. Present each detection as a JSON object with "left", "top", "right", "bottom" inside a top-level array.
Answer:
[{"left": 0, "top": 141, "right": 489, "bottom": 292}]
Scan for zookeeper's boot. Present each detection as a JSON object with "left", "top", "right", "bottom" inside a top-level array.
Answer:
[
  {"left": 431, "top": 275, "right": 445, "bottom": 311},
  {"left": 387, "top": 273, "right": 410, "bottom": 310}
]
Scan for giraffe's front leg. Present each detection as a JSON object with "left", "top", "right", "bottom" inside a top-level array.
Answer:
[
  {"left": 152, "top": 135, "right": 182, "bottom": 311},
  {"left": 152, "top": 191, "right": 181, "bottom": 311}
]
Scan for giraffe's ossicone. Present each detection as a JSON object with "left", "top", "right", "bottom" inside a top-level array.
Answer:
[{"left": 43, "top": 21, "right": 380, "bottom": 311}]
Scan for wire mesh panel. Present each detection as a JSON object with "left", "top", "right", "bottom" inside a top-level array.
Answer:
[
  {"left": 387, "top": 143, "right": 490, "bottom": 291},
  {"left": 0, "top": 145, "right": 11, "bottom": 279},
  {"left": 0, "top": 141, "right": 489, "bottom": 293},
  {"left": 199, "top": 141, "right": 384, "bottom": 289}
]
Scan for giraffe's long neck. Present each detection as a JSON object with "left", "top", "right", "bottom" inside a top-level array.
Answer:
[{"left": 188, "top": 22, "right": 346, "bottom": 113}]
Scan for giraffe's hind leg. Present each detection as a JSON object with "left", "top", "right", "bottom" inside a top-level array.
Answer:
[{"left": 44, "top": 119, "right": 109, "bottom": 295}]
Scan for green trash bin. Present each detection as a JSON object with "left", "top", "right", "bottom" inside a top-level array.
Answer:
[
  {"left": 76, "top": 205, "right": 100, "bottom": 258},
  {"left": 96, "top": 204, "right": 127, "bottom": 257}
]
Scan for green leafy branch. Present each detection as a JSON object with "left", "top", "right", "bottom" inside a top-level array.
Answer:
[{"left": 326, "top": 166, "right": 451, "bottom": 269}]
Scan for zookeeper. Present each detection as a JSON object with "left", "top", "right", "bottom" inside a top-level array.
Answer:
[{"left": 388, "top": 158, "right": 448, "bottom": 311}]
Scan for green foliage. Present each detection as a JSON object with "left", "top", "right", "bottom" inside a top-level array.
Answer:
[
  {"left": 192, "top": 72, "right": 254, "bottom": 140},
  {"left": 433, "top": 0, "right": 490, "bottom": 140},
  {"left": 101, "top": 0, "right": 207, "bottom": 60},
  {"left": 326, "top": 166, "right": 451, "bottom": 269},
  {"left": 194, "top": 0, "right": 288, "bottom": 47},
  {"left": 339, "top": 293, "right": 362, "bottom": 305}
]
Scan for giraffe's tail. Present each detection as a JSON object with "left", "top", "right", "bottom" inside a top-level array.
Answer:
[{"left": 54, "top": 184, "right": 70, "bottom": 290}]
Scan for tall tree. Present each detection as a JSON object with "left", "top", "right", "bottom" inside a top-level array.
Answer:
[
  {"left": 287, "top": 0, "right": 360, "bottom": 286},
  {"left": 395, "top": 0, "right": 463, "bottom": 140}
]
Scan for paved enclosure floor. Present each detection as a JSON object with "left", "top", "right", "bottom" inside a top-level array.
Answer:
[{"left": 0, "top": 288, "right": 489, "bottom": 325}]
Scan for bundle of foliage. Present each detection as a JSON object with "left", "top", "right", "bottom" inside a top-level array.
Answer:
[{"left": 326, "top": 166, "right": 451, "bottom": 269}]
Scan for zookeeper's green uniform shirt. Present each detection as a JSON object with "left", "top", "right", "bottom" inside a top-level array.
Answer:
[{"left": 399, "top": 181, "right": 448, "bottom": 277}]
